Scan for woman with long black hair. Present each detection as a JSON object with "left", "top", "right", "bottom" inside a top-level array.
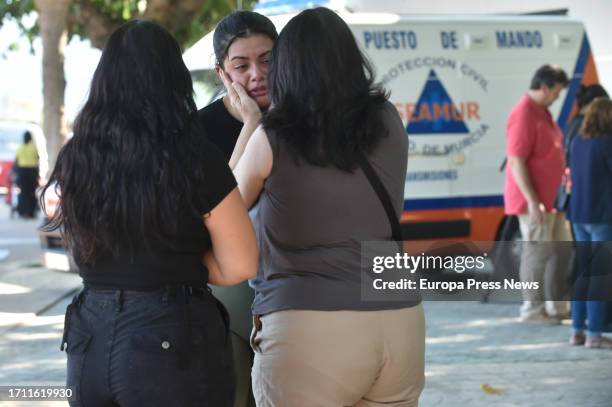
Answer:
[
  {"left": 231, "top": 8, "right": 425, "bottom": 406},
  {"left": 42, "top": 20, "right": 257, "bottom": 406}
]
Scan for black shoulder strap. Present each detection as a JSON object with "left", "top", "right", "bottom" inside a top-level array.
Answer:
[
  {"left": 564, "top": 115, "right": 582, "bottom": 164},
  {"left": 357, "top": 153, "right": 403, "bottom": 243}
]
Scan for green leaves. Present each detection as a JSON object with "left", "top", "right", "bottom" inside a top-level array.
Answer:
[
  {"left": 0, "top": 0, "right": 36, "bottom": 23},
  {"left": 2, "top": 0, "right": 257, "bottom": 51},
  {"left": 0, "top": 0, "right": 38, "bottom": 53}
]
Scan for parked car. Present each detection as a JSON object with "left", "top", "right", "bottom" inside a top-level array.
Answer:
[
  {"left": 0, "top": 126, "right": 22, "bottom": 195},
  {"left": 38, "top": 182, "right": 78, "bottom": 271}
]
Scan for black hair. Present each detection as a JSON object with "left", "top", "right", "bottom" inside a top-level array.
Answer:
[
  {"left": 262, "top": 7, "right": 388, "bottom": 171},
  {"left": 576, "top": 84, "right": 609, "bottom": 110},
  {"left": 23, "top": 131, "right": 32, "bottom": 143},
  {"left": 529, "top": 64, "right": 570, "bottom": 90},
  {"left": 41, "top": 20, "right": 208, "bottom": 266},
  {"left": 213, "top": 11, "right": 278, "bottom": 66}
]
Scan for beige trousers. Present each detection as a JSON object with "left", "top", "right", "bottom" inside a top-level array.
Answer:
[
  {"left": 518, "top": 212, "right": 572, "bottom": 317},
  {"left": 251, "top": 305, "right": 425, "bottom": 407}
]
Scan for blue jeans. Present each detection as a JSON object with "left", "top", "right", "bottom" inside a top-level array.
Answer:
[
  {"left": 62, "top": 285, "right": 234, "bottom": 406},
  {"left": 571, "top": 223, "right": 612, "bottom": 336}
]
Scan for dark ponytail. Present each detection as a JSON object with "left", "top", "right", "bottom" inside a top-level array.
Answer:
[
  {"left": 576, "top": 84, "right": 609, "bottom": 110},
  {"left": 213, "top": 11, "right": 278, "bottom": 66},
  {"left": 41, "top": 20, "right": 208, "bottom": 266}
]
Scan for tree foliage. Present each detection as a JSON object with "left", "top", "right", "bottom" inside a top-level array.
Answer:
[
  {"left": 1, "top": 0, "right": 256, "bottom": 167},
  {"left": 1, "top": 0, "right": 257, "bottom": 50},
  {"left": 1, "top": 0, "right": 38, "bottom": 48}
]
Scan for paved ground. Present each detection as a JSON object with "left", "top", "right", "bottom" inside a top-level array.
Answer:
[
  {"left": 0, "top": 263, "right": 611, "bottom": 406},
  {"left": 420, "top": 300, "right": 612, "bottom": 407},
  {"left": 0, "top": 265, "right": 78, "bottom": 407},
  {"left": 0, "top": 203, "right": 42, "bottom": 267},
  {"left": 0, "top": 203, "right": 79, "bottom": 406}
]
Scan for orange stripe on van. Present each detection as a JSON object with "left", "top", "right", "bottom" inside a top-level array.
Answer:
[{"left": 400, "top": 206, "right": 505, "bottom": 252}]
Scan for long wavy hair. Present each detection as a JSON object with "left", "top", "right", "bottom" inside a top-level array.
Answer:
[
  {"left": 581, "top": 97, "right": 612, "bottom": 139},
  {"left": 262, "top": 7, "right": 388, "bottom": 171},
  {"left": 42, "top": 20, "right": 207, "bottom": 265}
]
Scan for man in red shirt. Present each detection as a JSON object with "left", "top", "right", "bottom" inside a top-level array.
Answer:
[{"left": 504, "top": 65, "right": 571, "bottom": 323}]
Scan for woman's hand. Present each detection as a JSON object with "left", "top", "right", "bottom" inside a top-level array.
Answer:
[
  {"left": 219, "top": 70, "right": 261, "bottom": 125},
  {"left": 221, "top": 70, "right": 266, "bottom": 169}
]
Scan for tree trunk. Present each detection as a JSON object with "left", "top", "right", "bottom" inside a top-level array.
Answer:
[
  {"left": 35, "top": 0, "right": 71, "bottom": 176},
  {"left": 76, "top": 2, "right": 121, "bottom": 49},
  {"left": 145, "top": 0, "right": 207, "bottom": 45}
]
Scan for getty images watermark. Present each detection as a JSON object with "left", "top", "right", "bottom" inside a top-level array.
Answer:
[
  {"left": 370, "top": 251, "right": 537, "bottom": 292},
  {"left": 359, "top": 240, "right": 612, "bottom": 301}
]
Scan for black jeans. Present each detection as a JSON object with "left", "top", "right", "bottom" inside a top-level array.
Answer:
[
  {"left": 62, "top": 285, "right": 234, "bottom": 407},
  {"left": 16, "top": 167, "right": 38, "bottom": 217}
]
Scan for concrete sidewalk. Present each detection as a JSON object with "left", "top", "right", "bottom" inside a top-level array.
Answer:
[
  {"left": 420, "top": 301, "right": 612, "bottom": 407},
  {"left": 0, "top": 263, "right": 80, "bottom": 335},
  {"left": 0, "top": 262, "right": 79, "bottom": 406},
  {"left": 0, "top": 264, "right": 611, "bottom": 406}
]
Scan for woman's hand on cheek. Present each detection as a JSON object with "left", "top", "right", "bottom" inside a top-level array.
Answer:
[
  {"left": 231, "top": 82, "right": 262, "bottom": 124},
  {"left": 220, "top": 71, "right": 262, "bottom": 124}
]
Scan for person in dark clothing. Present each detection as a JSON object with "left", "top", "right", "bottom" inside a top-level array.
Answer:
[
  {"left": 556, "top": 84, "right": 609, "bottom": 211},
  {"left": 564, "top": 84, "right": 609, "bottom": 155},
  {"left": 196, "top": 11, "right": 277, "bottom": 407},
  {"left": 41, "top": 20, "right": 257, "bottom": 407},
  {"left": 14, "top": 131, "right": 39, "bottom": 218},
  {"left": 198, "top": 96, "right": 245, "bottom": 160},
  {"left": 567, "top": 97, "right": 612, "bottom": 349}
]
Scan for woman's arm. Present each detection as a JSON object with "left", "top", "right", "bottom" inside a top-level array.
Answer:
[
  {"left": 229, "top": 114, "right": 261, "bottom": 170},
  {"left": 217, "top": 71, "right": 263, "bottom": 169},
  {"left": 204, "top": 187, "right": 258, "bottom": 286},
  {"left": 233, "top": 125, "right": 273, "bottom": 209}
]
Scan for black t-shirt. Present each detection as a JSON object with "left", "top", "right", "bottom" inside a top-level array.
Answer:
[
  {"left": 197, "top": 98, "right": 243, "bottom": 160},
  {"left": 79, "top": 136, "right": 237, "bottom": 290}
]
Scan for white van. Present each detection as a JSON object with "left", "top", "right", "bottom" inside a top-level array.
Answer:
[{"left": 184, "top": 10, "right": 600, "bottom": 253}]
